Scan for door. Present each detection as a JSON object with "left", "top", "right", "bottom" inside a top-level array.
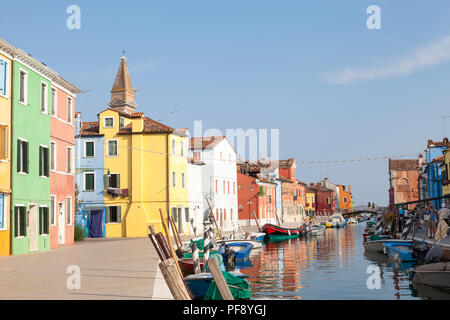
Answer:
[
  {"left": 89, "top": 210, "right": 104, "bottom": 238},
  {"left": 58, "top": 202, "right": 65, "bottom": 245},
  {"left": 29, "top": 204, "right": 38, "bottom": 251}
]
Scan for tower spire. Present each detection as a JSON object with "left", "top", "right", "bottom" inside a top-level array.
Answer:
[{"left": 108, "top": 55, "right": 137, "bottom": 114}]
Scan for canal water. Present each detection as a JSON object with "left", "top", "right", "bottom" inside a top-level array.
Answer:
[{"left": 238, "top": 223, "right": 450, "bottom": 300}]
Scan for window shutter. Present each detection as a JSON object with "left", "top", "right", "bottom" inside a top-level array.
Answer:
[
  {"left": 172, "top": 207, "right": 177, "bottom": 223},
  {"left": 117, "top": 206, "right": 121, "bottom": 223},
  {"left": 0, "top": 61, "right": 5, "bottom": 95},
  {"left": 104, "top": 174, "right": 110, "bottom": 190},
  {"left": 14, "top": 208, "right": 18, "bottom": 236},
  {"left": 117, "top": 174, "right": 120, "bottom": 189},
  {"left": 23, "top": 142, "right": 29, "bottom": 173},
  {"left": 39, "top": 147, "right": 43, "bottom": 176},
  {"left": 105, "top": 207, "right": 110, "bottom": 223}
]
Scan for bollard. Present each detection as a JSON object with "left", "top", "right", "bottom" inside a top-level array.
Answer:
[{"left": 203, "top": 223, "right": 211, "bottom": 271}]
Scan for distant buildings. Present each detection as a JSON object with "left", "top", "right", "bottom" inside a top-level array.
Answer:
[{"left": 388, "top": 159, "right": 420, "bottom": 209}]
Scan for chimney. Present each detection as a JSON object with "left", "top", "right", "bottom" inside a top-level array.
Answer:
[
  {"left": 132, "top": 118, "right": 144, "bottom": 133},
  {"left": 348, "top": 185, "right": 351, "bottom": 193}
]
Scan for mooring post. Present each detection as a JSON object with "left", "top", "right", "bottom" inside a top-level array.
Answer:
[{"left": 192, "top": 242, "right": 201, "bottom": 274}]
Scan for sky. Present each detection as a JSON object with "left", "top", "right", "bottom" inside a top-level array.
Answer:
[{"left": 2, "top": 0, "right": 450, "bottom": 206}]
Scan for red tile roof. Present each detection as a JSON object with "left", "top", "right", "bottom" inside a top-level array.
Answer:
[
  {"left": 118, "top": 117, "right": 175, "bottom": 134},
  {"left": 78, "top": 121, "right": 101, "bottom": 136},
  {"left": 428, "top": 138, "right": 450, "bottom": 148},
  {"left": 190, "top": 136, "right": 226, "bottom": 150}
]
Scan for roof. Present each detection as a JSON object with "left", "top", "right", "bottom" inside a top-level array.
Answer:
[
  {"left": 97, "top": 108, "right": 143, "bottom": 119},
  {"left": 297, "top": 180, "right": 307, "bottom": 186},
  {"left": 190, "top": 136, "right": 226, "bottom": 150},
  {"left": 389, "top": 159, "right": 419, "bottom": 171},
  {"left": 109, "top": 56, "right": 137, "bottom": 109},
  {"left": 118, "top": 117, "right": 175, "bottom": 134},
  {"left": 432, "top": 155, "right": 445, "bottom": 163},
  {"left": 78, "top": 121, "right": 102, "bottom": 137},
  {"left": 427, "top": 138, "right": 450, "bottom": 148},
  {"left": 279, "top": 177, "right": 294, "bottom": 184}
]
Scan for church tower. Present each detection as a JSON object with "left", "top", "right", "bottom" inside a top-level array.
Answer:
[{"left": 108, "top": 55, "right": 137, "bottom": 114}]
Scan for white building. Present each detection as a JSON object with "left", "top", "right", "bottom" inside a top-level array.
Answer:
[
  {"left": 187, "top": 159, "right": 204, "bottom": 235},
  {"left": 189, "top": 136, "right": 238, "bottom": 232}
]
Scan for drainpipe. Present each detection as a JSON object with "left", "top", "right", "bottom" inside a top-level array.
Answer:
[{"left": 166, "top": 133, "right": 170, "bottom": 233}]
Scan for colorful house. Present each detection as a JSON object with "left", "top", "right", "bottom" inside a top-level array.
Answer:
[
  {"left": 338, "top": 185, "right": 353, "bottom": 213},
  {"left": 189, "top": 136, "right": 238, "bottom": 231},
  {"left": 49, "top": 78, "right": 78, "bottom": 248},
  {"left": 78, "top": 56, "right": 190, "bottom": 237},
  {"left": 187, "top": 156, "right": 204, "bottom": 235},
  {"left": 75, "top": 114, "right": 106, "bottom": 238},
  {"left": 441, "top": 148, "right": 450, "bottom": 197},
  {"left": 388, "top": 159, "right": 420, "bottom": 209},
  {"left": 0, "top": 38, "right": 80, "bottom": 255},
  {"left": 0, "top": 47, "right": 12, "bottom": 256},
  {"left": 305, "top": 187, "right": 316, "bottom": 217},
  {"left": 312, "top": 183, "right": 335, "bottom": 214}
]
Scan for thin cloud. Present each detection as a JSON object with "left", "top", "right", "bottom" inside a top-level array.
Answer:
[{"left": 324, "top": 36, "right": 450, "bottom": 84}]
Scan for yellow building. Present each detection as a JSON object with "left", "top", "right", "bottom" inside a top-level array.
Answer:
[
  {"left": 0, "top": 51, "right": 11, "bottom": 256},
  {"left": 305, "top": 191, "right": 315, "bottom": 217},
  {"left": 98, "top": 56, "right": 189, "bottom": 238}
]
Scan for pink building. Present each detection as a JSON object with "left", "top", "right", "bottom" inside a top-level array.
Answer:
[{"left": 49, "top": 85, "right": 77, "bottom": 248}]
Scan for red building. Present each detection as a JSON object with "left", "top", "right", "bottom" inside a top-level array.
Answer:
[
  {"left": 237, "top": 172, "right": 277, "bottom": 227},
  {"left": 309, "top": 183, "right": 335, "bottom": 214}
]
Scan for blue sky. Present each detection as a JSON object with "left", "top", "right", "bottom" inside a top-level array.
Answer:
[{"left": 2, "top": 1, "right": 450, "bottom": 206}]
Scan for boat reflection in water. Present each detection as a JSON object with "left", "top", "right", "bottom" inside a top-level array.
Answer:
[{"left": 237, "top": 224, "right": 448, "bottom": 300}]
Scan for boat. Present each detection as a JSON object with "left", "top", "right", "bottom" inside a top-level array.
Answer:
[
  {"left": 216, "top": 239, "right": 262, "bottom": 249},
  {"left": 262, "top": 223, "right": 304, "bottom": 237},
  {"left": 183, "top": 250, "right": 220, "bottom": 259},
  {"left": 180, "top": 258, "right": 205, "bottom": 273},
  {"left": 219, "top": 242, "right": 253, "bottom": 262},
  {"left": 184, "top": 271, "right": 250, "bottom": 300},
  {"left": 310, "top": 225, "right": 326, "bottom": 235},
  {"left": 336, "top": 221, "right": 347, "bottom": 228},
  {"left": 383, "top": 241, "right": 428, "bottom": 263},
  {"left": 250, "top": 232, "right": 266, "bottom": 242},
  {"left": 363, "top": 238, "right": 409, "bottom": 253},
  {"left": 325, "top": 221, "right": 337, "bottom": 228},
  {"left": 409, "top": 262, "right": 450, "bottom": 290},
  {"left": 266, "top": 233, "right": 300, "bottom": 242}
]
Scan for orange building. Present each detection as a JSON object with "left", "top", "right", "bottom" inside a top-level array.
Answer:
[{"left": 338, "top": 185, "right": 353, "bottom": 213}]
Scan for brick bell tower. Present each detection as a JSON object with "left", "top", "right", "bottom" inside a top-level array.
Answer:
[{"left": 108, "top": 55, "right": 137, "bottom": 114}]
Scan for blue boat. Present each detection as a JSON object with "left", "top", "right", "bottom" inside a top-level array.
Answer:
[
  {"left": 383, "top": 241, "right": 428, "bottom": 263},
  {"left": 184, "top": 272, "right": 249, "bottom": 300},
  {"left": 251, "top": 232, "right": 266, "bottom": 242},
  {"left": 220, "top": 242, "right": 253, "bottom": 261}
]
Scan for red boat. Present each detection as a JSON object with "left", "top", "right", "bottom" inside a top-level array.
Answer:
[
  {"left": 180, "top": 259, "right": 205, "bottom": 273},
  {"left": 262, "top": 223, "right": 304, "bottom": 236}
]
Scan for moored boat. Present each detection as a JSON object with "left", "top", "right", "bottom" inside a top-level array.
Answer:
[
  {"left": 383, "top": 241, "right": 428, "bottom": 263},
  {"left": 219, "top": 242, "right": 253, "bottom": 261},
  {"left": 262, "top": 223, "right": 304, "bottom": 237},
  {"left": 410, "top": 262, "right": 450, "bottom": 290},
  {"left": 363, "top": 238, "right": 410, "bottom": 253},
  {"left": 217, "top": 239, "right": 262, "bottom": 249},
  {"left": 266, "top": 233, "right": 300, "bottom": 242},
  {"left": 310, "top": 225, "right": 326, "bottom": 235}
]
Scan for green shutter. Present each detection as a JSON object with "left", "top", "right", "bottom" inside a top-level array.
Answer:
[
  {"left": 23, "top": 142, "right": 28, "bottom": 173},
  {"left": 14, "top": 207, "right": 18, "bottom": 237},
  {"left": 105, "top": 207, "right": 110, "bottom": 223},
  {"left": 44, "top": 148, "right": 49, "bottom": 177},
  {"left": 117, "top": 206, "right": 121, "bottom": 223},
  {"left": 117, "top": 174, "right": 120, "bottom": 189},
  {"left": 104, "top": 174, "right": 110, "bottom": 189},
  {"left": 17, "top": 140, "right": 21, "bottom": 173},
  {"left": 172, "top": 207, "right": 177, "bottom": 223}
]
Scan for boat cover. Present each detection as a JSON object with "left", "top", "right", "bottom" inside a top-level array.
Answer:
[{"left": 203, "top": 271, "right": 251, "bottom": 300}]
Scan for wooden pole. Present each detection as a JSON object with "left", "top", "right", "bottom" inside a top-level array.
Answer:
[
  {"left": 169, "top": 215, "right": 182, "bottom": 250},
  {"left": 158, "top": 258, "right": 191, "bottom": 300},
  {"left": 156, "top": 233, "right": 172, "bottom": 260},
  {"left": 205, "top": 196, "right": 222, "bottom": 239},
  {"left": 206, "top": 257, "right": 234, "bottom": 300},
  {"left": 275, "top": 210, "right": 282, "bottom": 226},
  {"left": 159, "top": 208, "right": 183, "bottom": 277},
  {"left": 251, "top": 210, "right": 262, "bottom": 232},
  {"left": 148, "top": 226, "right": 165, "bottom": 261}
]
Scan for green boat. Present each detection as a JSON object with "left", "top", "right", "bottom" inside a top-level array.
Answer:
[{"left": 266, "top": 233, "right": 300, "bottom": 242}]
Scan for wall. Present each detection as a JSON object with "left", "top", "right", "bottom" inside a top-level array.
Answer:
[
  {"left": 0, "top": 52, "right": 11, "bottom": 256},
  {"left": 187, "top": 162, "right": 204, "bottom": 235},
  {"left": 11, "top": 60, "right": 51, "bottom": 255}
]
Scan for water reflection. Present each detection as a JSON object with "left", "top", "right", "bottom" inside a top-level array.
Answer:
[{"left": 237, "top": 224, "right": 449, "bottom": 300}]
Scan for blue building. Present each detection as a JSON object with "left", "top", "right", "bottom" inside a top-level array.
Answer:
[
  {"left": 75, "top": 113, "right": 106, "bottom": 238},
  {"left": 423, "top": 138, "right": 450, "bottom": 209}
]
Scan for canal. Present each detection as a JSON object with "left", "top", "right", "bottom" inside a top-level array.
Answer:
[{"left": 238, "top": 223, "right": 450, "bottom": 300}]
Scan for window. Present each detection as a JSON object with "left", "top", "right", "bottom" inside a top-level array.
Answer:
[
  {"left": 119, "top": 117, "right": 124, "bottom": 129},
  {"left": 108, "top": 174, "right": 120, "bottom": 188},
  {"left": 14, "top": 206, "right": 26, "bottom": 237},
  {"left": 84, "top": 141, "right": 95, "bottom": 157},
  {"left": 181, "top": 172, "right": 185, "bottom": 188},
  {"left": 172, "top": 139, "right": 176, "bottom": 155},
  {"left": 19, "top": 70, "right": 27, "bottom": 104},
  {"left": 0, "top": 193, "right": 6, "bottom": 230},
  {"left": 227, "top": 181, "right": 230, "bottom": 194},
  {"left": 41, "top": 82, "right": 48, "bottom": 113},
  {"left": 223, "top": 181, "right": 225, "bottom": 194},
  {"left": 50, "top": 87, "right": 57, "bottom": 116},
  {"left": 0, "top": 59, "right": 8, "bottom": 96},
  {"left": 104, "top": 117, "right": 114, "bottom": 128},
  {"left": 172, "top": 207, "right": 178, "bottom": 223},
  {"left": 84, "top": 172, "right": 95, "bottom": 191},
  {"left": 0, "top": 125, "right": 7, "bottom": 160},
  {"left": 17, "top": 139, "right": 29, "bottom": 174},
  {"left": 66, "top": 147, "right": 73, "bottom": 173},
  {"left": 106, "top": 206, "right": 121, "bottom": 223},
  {"left": 66, "top": 197, "right": 72, "bottom": 225},
  {"left": 193, "top": 152, "right": 200, "bottom": 161},
  {"left": 233, "top": 182, "right": 236, "bottom": 194},
  {"left": 344, "top": 198, "right": 348, "bottom": 203},
  {"left": 107, "top": 140, "right": 118, "bottom": 157},
  {"left": 185, "top": 208, "right": 189, "bottom": 223},
  {"left": 215, "top": 180, "right": 218, "bottom": 193},
  {"left": 172, "top": 171, "right": 176, "bottom": 188},
  {"left": 39, "top": 146, "right": 49, "bottom": 177},
  {"left": 39, "top": 207, "right": 49, "bottom": 235},
  {"left": 67, "top": 97, "right": 73, "bottom": 123},
  {"left": 50, "top": 142, "right": 56, "bottom": 171},
  {"left": 50, "top": 195, "right": 56, "bottom": 225}
]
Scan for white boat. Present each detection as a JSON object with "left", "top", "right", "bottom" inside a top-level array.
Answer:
[
  {"left": 216, "top": 239, "right": 263, "bottom": 249},
  {"left": 363, "top": 238, "right": 412, "bottom": 253},
  {"left": 310, "top": 225, "right": 326, "bottom": 235}
]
